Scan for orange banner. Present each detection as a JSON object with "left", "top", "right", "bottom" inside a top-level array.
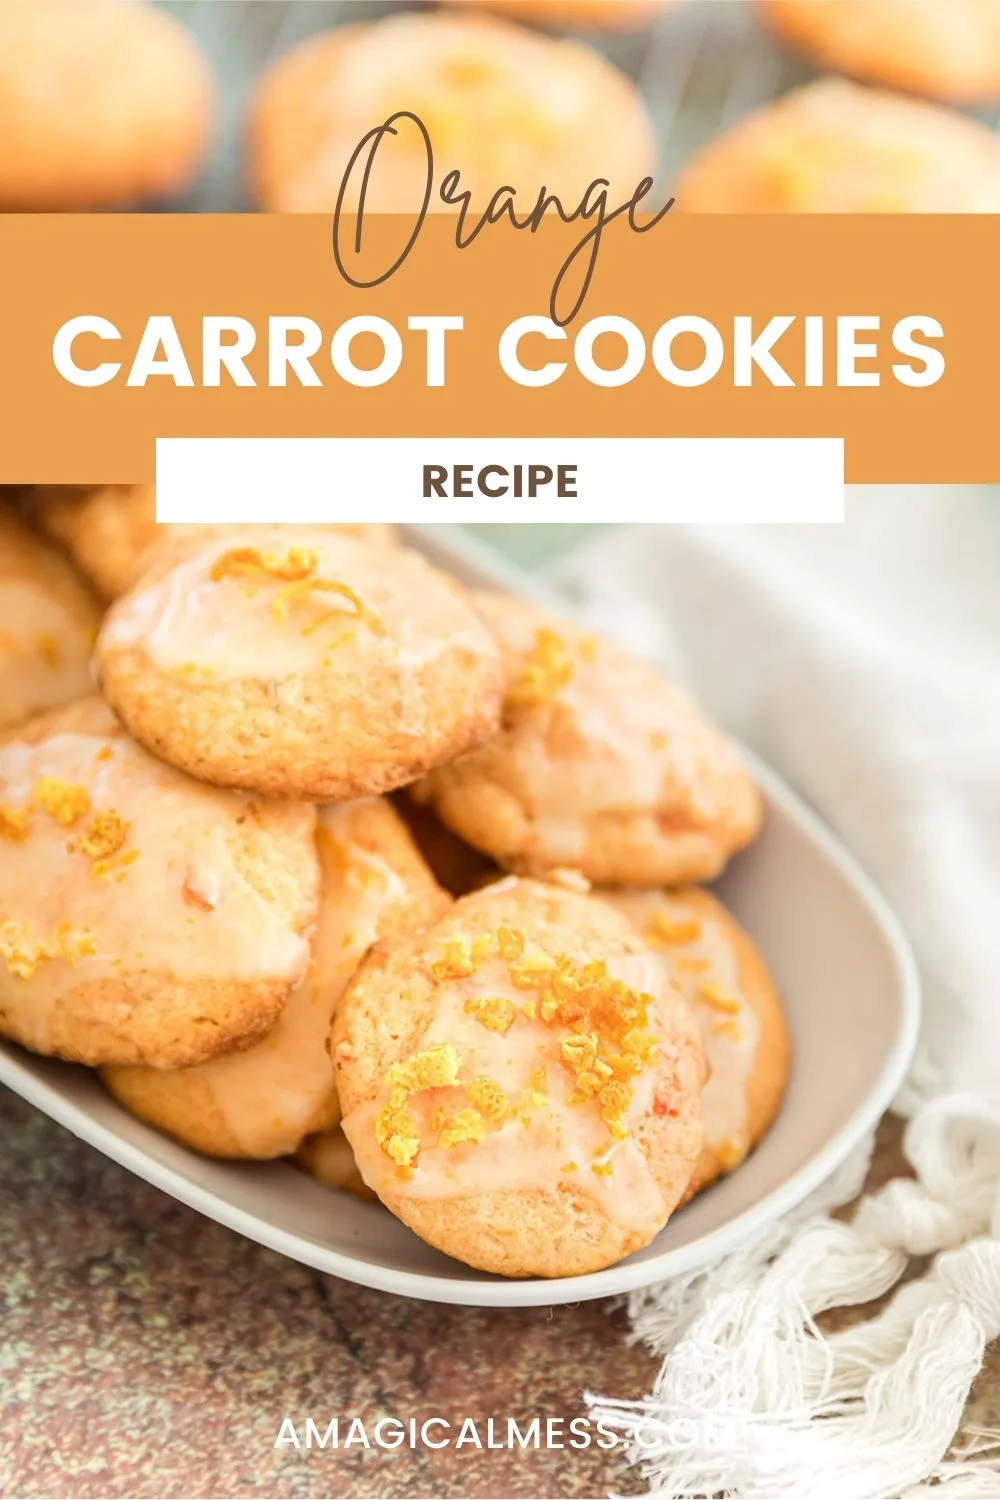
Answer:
[{"left": 0, "top": 212, "right": 996, "bottom": 484}]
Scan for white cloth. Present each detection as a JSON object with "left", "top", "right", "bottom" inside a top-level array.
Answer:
[{"left": 553, "top": 488, "right": 1000, "bottom": 1499}]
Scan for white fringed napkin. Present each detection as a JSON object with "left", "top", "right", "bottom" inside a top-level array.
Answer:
[{"left": 553, "top": 488, "right": 1000, "bottom": 1500}]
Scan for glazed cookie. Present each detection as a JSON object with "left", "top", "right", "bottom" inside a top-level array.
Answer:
[
  {"left": 677, "top": 78, "right": 1000, "bottom": 212},
  {"left": 0, "top": 699, "right": 318, "bottom": 1068},
  {"left": 601, "top": 888, "right": 789, "bottom": 1198},
  {"left": 443, "top": 2, "right": 671, "bottom": 30},
  {"left": 0, "top": 1, "right": 213, "bottom": 209},
  {"left": 249, "top": 12, "right": 655, "bottom": 212},
  {"left": 760, "top": 0, "right": 1000, "bottom": 105},
  {"left": 28, "top": 485, "right": 398, "bottom": 602},
  {"left": 296, "top": 1127, "right": 378, "bottom": 1203},
  {"left": 413, "top": 592, "right": 761, "bottom": 887},
  {"left": 103, "top": 798, "right": 450, "bottom": 1159},
  {"left": 333, "top": 879, "right": 705, "bottom": 1279},
  {"left": 95, "top": 528, "right": 503, "bottom": 800},
  {"left": 0, "top": 505, "right": 99, "bottom": 734}
]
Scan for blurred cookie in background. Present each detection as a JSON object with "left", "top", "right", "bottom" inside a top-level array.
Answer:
[
  {"left": 0, "top": 505, "right": 99, "bottom": 733},
  {"left": 760, "top": 0, "right": 1000, "bottom": 105},
  {"left": 31, "top": 485, "right": 159, "bottom": 603},
  {"left": 441, "top": 0, "right": 674, "bottom": 31},
  {"left": 677, "top": 78, "right": 1000, "bottom": 211},
  {"left": 248, "top": 11, "right": 656, "bottom": 212},
  {"left": 0, "top": 0, "right": 214, "bottom": 209}
]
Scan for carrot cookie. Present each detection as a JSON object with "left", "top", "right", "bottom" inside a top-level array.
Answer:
[
  {"left": 248, "top": 12, "right": 655, "bottom": 212},
  {"left": 677, "top": 78, "right": 1000, "bottom": 212},
  {"left": 333, "top": 879, "right": 705, "bottom": 1278},
  {"left": 0, "top": 699, "right": 318, "bottom": 1069},
  {"left": 295, "top": 1128, "right": 378, "bottom": 1203},
  {"left": 443, "top": 2, "right": 671, "bottom": 30},
  {"left": 94, "top": 528, "right": 503, "bottom": 800},
  {"left": 413, "top": 593, "right": 761, "bottom": 887},
  {"left": 102, "top": 798, "right": 450, "bottom": 1159},
  {"left": 0, "top": 1, "right": 213, "bottom": 209},
  {"left": 760, "top": 0, "right": 1000, "bottom": 105},
  {"left": 0, "top": 506, "right": 99, "bottom": 734},
  {"left": 28, "top": 485, "right": 398, "bottom": 602},
  {"left": 602, "top": 888, "right": 789, "bottom": 1198}
]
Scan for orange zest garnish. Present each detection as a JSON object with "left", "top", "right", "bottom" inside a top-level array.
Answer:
[
  {"left": 698, "top": 983, "right": 741, "bottom": 1016},
  {"left": 272, "top": 576, "right": 369, "bottom": 629},
  {"left": 644, "top": 910, "right": 703, "bottom": 949},
  {"left": 373, "top": 919, "right": 661, "bottom": 1171},
  {"left": 463, "top": 996, "right": 516, "bottom": 1035},
  {"left": 210, "top": 544, "right": 385, "bottom": 639},
  {"left": 386, "top": 1043, "right": 460, "bottom": 1095},
  {"left": 438, "top": 1109, "right": 488, "bottom": 1151},
  {"left": 210, "top": 545, "right": 319, "bottom": 584},
  {"left": 430, "top": 933, "right": 494, "bottom": 982},
  {"left": 466, "top": 1076, "right": 509, "bottom": 1121},
  {"left": 496, "top": 926, "right": 525, "bottom": 961},
  {"left": 0, "top": 805, "right": 29, "bottom": 843},
  {"left": 32, "top": 778, "right": 91, "bottom": 828},
  {"left": 0, "top": 918, "right": 96, "bottom": 980},
  {"left": 507, "top": 628, "right": 574, "bottom": 709},
  {"left": 78, "top": 810, "right": 129, "bottom": 862},
  {"left": 374, "top": 1043, "right": 461, "bottom": 1170}
]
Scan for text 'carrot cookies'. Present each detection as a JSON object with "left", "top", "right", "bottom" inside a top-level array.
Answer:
[
  {"left": 333, "top": 879, "right": 705, "bottom": 1278},
  {"left": 0, "top": 699, "right": 318, "bottom": 1069},
  {"left": 414, "top": 591, "right": 761, "bottom": 887},
  {"left": 94, "top": 528, "right": 503, "bottom": 800}
]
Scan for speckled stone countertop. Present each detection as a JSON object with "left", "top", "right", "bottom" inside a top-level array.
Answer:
[{"left": 1, "top": 1094, "right": 996, "bottom": 1500}]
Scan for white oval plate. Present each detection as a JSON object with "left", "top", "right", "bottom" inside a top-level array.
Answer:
[{"left": 0, "top": 526, "right": 920, "bottom": 1308}]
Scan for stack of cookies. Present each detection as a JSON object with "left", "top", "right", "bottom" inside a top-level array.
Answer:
[{"left": 0, "top": 493, "right": 789, "bottom": 1279}]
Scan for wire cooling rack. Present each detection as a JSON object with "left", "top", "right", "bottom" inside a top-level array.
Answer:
[{"left": 159, "top": 0, "right": 817, "bottom": 210}]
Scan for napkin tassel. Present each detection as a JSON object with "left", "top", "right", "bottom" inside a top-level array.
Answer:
[{"left": 588, "top": 1094, "right": 1000, "bottom": 1500}]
